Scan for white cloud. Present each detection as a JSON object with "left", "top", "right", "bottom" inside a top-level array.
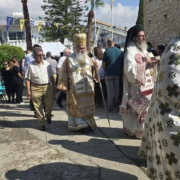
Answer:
[
  {"left": 0, "top": 0, "right": 46, "bottom": 23},
  {"left": 0, "top": 1, "right": 138, "bottom": 29},
  {"left": 95, "top": 3, "right": 139, "bottom": 29}
]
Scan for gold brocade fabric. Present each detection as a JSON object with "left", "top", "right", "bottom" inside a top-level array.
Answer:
[{"left": 57, "top": 54, "right": 97, "bottom": 129}]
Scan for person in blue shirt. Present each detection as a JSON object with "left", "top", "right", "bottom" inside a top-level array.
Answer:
[
  {"left": 23, "top": 44, "right": 41, "bottom": 74},
  {"left": 102, "top": 38, "right": 123, "bottom": 112}
]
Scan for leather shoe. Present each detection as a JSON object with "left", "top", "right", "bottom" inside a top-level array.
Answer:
[
  {"left": 79, "top": 127, "right": 91, "bottom": 132},
  {"left": 47, "top": 117, "right": 52, "bottom": 124},
  {"left": 40, "top": 125, "right": 46, "bottom": 131},
  {"left": 56, "top": 101, "right": 63, "bottom": 108}
]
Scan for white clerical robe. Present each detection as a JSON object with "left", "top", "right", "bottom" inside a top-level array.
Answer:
[
  {"left": 139, "top": 36, "right": 180, "bottom": 180},
  {"left": 119, "top": 41, "right": 155, "bottom": 139}
]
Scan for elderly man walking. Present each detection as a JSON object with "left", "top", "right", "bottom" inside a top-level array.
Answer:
[
  {"left": 25, "top": 47, "right": 56, "bottom": 131},
  {"left": 57, "top": 32, "right": 99, "bottom": 132},
  {"left": 24, "top": 44, "right": 41, "bottom": 110}
]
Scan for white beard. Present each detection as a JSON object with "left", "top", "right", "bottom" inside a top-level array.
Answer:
[
  {"left": 136, "top": 41, "right": 148, "bottom": 51},
  {"left": 74, "top": 50, "right": 87, "bottom": 67}
]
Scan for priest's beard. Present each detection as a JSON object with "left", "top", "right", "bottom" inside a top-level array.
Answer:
[
  {"left": 135, "top": 40, "right": 148, "bottom": 51},
  {"left": 74, "top": 50, "right": 87, "bottom": 68}
]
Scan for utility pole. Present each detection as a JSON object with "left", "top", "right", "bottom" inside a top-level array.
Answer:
[{"left": 111, "top": 0, "right": 114, "bottom": 39}]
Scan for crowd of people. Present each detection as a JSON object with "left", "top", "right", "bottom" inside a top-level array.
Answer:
[
  {"left": 1, "top": 24, "right": 180, "bottom": 179},
  {"left": 1, "top": 57, "right": 24, "bottom": 104}
]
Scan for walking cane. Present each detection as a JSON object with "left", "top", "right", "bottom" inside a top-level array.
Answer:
[{"left": 94, "top": 63, "right": 111, "bottom": 127}]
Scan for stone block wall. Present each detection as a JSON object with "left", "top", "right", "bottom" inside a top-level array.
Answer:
[{"left": 144, "top": 0, "right": 180, "bottom": 48}]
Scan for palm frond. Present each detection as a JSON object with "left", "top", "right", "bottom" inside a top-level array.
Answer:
[{"left": 87, "top": 0, "right": 105, "bottom": 10}]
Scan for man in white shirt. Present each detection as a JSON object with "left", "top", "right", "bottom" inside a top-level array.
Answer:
[
  {"left": 56, "top": 48, "right": 71, "bottom": 108},
  {"left": 24, "top": 44, "right": 41, "bottom": 111},
  {"left": 57, "top": 48, "right": 71, "bottom": 73},
  {"left": 25, "top": 47, "right": 57, "bottom": 131}
]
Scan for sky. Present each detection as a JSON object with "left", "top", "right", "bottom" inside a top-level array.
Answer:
[
  {"left": 0, "top": 0, "right": 139, "bottom": 28},
  {"left": 104, "top": 0, "right": 139, "bottom": 7}
]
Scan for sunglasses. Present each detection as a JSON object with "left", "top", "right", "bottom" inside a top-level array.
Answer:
[{"left": 37, "top": 54, "right": 44, "bottom": 57}]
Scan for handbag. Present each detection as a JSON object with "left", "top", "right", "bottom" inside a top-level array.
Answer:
[{"left": 128, "top": 89, "right": 150, "bottom": 118}]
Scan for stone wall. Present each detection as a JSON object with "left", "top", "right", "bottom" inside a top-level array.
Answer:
[{"left": 144, "top": 0, "right": 180, "bottom": 48}]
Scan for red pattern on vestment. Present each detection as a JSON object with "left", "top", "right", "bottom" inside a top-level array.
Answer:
[{"left": 135, "top": 63, "right": 146, "bottom": 84}]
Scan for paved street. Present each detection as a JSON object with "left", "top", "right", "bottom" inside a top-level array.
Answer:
[{"left": 0, "top": 91, "right": 149, "bottom": 180}]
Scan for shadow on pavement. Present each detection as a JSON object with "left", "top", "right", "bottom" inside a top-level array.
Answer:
[
  {"left": 48, "top": 139, "right": 142, "bottom": 166},
  {"left": 0, "top": 118, "right": 146, "bottom": 167},
  {"left": 5, "top": 162, "right": 138, "bottom": 180},
  {"left": 0, "top": 104, "right": 146, "bottom": 168}
]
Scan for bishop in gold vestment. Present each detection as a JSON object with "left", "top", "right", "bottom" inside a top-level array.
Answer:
[{"left": 57, "top": 33, "right": 98, "bottom": 131}]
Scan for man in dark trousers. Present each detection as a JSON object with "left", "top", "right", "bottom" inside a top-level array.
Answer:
[{"left": 102, "top": 38, "right": 123, "bottom": 112}]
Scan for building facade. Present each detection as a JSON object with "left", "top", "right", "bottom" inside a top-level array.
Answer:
[
  {"left": 0, "top": 12, "right": 72, "bottom": 51},
  {"left": 144, "top": 0, "right": 180, "bottom": 48},
  {"left": 92, "top": 20, "right": 127, "bottom": 48}
]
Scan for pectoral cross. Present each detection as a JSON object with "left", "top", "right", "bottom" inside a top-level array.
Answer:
[
  {"left": 80, "top": 70, "right": 87, "bottom": 77},
  {"left": 80, "top": 66, "right": 87, "bottom": 78}
]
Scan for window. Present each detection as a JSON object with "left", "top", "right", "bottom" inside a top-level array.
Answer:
[
  {"left": 9, "top": 32, "right": 25, "bottom": 40},
  {"left": 9, "top": 32, "right": 16, "bottom": 40},
  {"left": 17, "top": 32, "right": 24, "bottom": 40}
]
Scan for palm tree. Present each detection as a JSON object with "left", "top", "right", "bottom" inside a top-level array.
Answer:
[
  {"left": 86, "top": 0, "right": 104, "bottom": 52},
  {"left": 21, "top": 0, "right": 32, "bottom": 50}
]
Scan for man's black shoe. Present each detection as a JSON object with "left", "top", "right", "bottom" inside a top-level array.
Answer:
[
  {"left": 104, "top": 108, "right": 114, "bottom": 113},
  {"left": 47, "top": 117, "right": 52, "bottom": 124},
  {"left": 79, "top": 127, "right": 91, "bottom": 132},
  {"left": 34, "top": 111, "right": 37, "bottom": 118},
  {"left": 40, "top": 125, "right": 46, "bottom": 131},
  {"left": 56, "top": 101, "right": 63, "bottom": 108}
]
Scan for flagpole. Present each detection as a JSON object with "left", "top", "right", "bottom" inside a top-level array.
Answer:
[{"left": 111, "top": 1, "right": 114, "bottom": 39}]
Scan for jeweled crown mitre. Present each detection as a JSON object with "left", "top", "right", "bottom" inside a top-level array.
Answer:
[{"left": 73, "top": 32, "right": 86, "bottom": 46}]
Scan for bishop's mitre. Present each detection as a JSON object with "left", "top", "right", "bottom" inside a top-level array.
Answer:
[{"left": 73, "top": 32, "right": 86, "bottom": 46}]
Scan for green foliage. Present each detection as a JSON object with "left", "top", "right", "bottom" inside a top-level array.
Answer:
[
  {"left": 136, "top": 0, "right": 144, "bottom": 26},
  {"left": 40, "top": 0, "right": 88, "bottom": 43},
  {"left": 0, "top": 45, "right": 24, "bottom": 70},
  {"left": 88, "top": 0, "right": 104, "bottom": 10}
]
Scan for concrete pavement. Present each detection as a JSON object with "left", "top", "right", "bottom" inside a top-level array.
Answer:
[{"left": 0, "top": 92, "right": 149, "bottom": 180}]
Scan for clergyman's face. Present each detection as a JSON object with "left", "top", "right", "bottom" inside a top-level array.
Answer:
[
  {"left": 77, "top": 46, "right": 86, "bottom": 53},
  {"left": 135, "top": 31, "right": 146, "bottom": 44}
]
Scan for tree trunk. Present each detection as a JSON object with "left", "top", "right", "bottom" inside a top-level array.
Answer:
[
  {"left": 86, "top": 10, "right": 94, "bottom": 53},
  {"left": 60, "top": 37, "right": 65, "bottom": 44},
  {"left": 22, "top": 0, "right": 32, "bottom": 51}
]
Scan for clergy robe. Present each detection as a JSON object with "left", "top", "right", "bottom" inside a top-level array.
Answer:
[
  {"left": 57, "top": 53, "right": 97, "bottom": 130},
  {"left": 119, "top": 41, "right": 155, "bottom": 139},
  {"left": 139, "top": 36, "right": 180, "bottom": 180}
]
